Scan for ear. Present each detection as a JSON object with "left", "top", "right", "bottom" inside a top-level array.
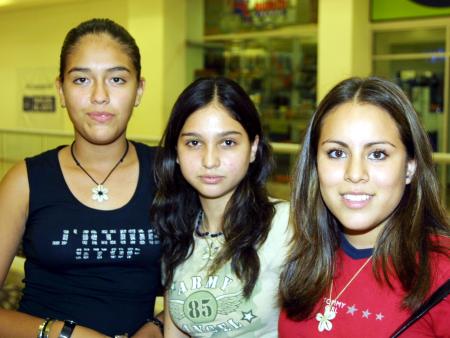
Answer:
[
  {"left": 134, "top": 77, "right": 146, "bottom": 107},
  {"left": 405, "top": 159, "right": 417, "bottom": 185},
  {"left": 55, "top": 77, "right": 66, "bottom": 108},
  {"left": 250, "top": 135, "right": 259, "bottom": 163}
]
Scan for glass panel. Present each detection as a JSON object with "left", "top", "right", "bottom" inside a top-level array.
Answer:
[
  {"left": 373, "top": 58, "right": 445, "bottom": 152},
  {"left": 373, "top": 28, "right": 445, "bottom": 55},
  {"left": 204, "top": 0, "right": 318, "bottom": 35},
  {"left": 201, "top": 38, "right": 316, "bottom": 140},
  {"left": 197, "top": 36, "right": 316, "bottom": 184}
]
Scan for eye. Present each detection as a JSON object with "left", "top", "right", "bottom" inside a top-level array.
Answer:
[
  {"left": 222, "top": 139, "right": 236, "bottom": 147},
  {"left": 73, "top": 77, "right": 89, "bottom": 85},
  {"left": 186, "top": 139, "right": 201, "bottom": 148},
  {"left": 327, "top": 149, "right": 346, "bottom": 159},
  {"left": 368, "top": 150, "right": 387, "bottom": 160},
  {"left": 111, "top": 77, "right": 126, "bottom": 84}
]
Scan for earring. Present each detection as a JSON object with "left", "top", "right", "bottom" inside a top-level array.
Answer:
[{"left": 406, "top": 172, "right": 413, "bottom": 183}]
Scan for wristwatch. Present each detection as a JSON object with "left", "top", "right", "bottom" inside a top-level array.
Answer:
[{"left": 58, "top": 320, "right": 76, "bottom": 338}]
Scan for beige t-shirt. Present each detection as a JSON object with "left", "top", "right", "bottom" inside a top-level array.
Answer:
[{"left": 168, "top": 201, "right": 290, "bottom": 337}]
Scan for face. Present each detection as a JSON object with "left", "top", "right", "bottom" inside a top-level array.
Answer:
[
  {"left": 56, "top": 33, "right": 144, "bottom": 145},
  {"left": 317, "top": 102, "right": 416, "bottom": 248},
  {"left": 176, "top": 103, "right": 259, "bottom": 210}
]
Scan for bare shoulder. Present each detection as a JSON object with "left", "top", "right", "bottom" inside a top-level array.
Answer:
[
  {"left": 0, "top": 160, "right": 29, "bottom": 217},
  {"left": 0, "top": 161, "right": 29, "bottom": 197}
]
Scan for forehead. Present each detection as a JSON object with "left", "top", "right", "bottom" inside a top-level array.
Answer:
[
  {"left": 65, "top": 33, "right": 134, "bottom": 69},
  {"left": 181, "top": 103, "right": 244, "bottom": 132},
  {"left": 320, "top": 102, "right": 402, "bottom": 143}
]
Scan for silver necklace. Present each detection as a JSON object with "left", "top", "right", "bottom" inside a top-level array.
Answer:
[
  {"left": 70, "top": 141, "right": 129, "bottom": 202},
  {"left": 194, "top": 211, "right": 223, "bottom": 238},
  {"left": 316, "top": 255, "right": 373, "bottom": 332}
]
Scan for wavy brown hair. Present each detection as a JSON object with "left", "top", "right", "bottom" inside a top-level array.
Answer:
[
  {"left": 151, "top": 77, "right": 275, "bottom": 297},
  {"left": 279, "top": 77, "right": 449, "bottom": 320}
]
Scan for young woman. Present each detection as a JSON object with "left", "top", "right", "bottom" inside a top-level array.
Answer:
[
  {"left": 151, "top": 77, "right": 290, "bottom": 337},
  {"left": 0, "top": 19, "right": 162, "bottom": 338},
  {"left": 279, "top": 77, "right": 449, "bottom": 337}
]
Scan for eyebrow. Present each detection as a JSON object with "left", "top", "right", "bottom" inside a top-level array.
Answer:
[
  {"left": 180, "top": 131, "right": 243, "bottom": 137},
  {"left": 321, "top": 140, "right": 397, "bottom": 148},
  {"left": 67, "top": 66, "right": 131, "bottom": 74}
]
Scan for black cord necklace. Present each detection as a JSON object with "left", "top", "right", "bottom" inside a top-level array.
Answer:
[
  {"left": 70, "top": 140, "right": 129, "bottom": 202},
  {"left": 194, "top": 211, "right": 224, "bottom": 238}
]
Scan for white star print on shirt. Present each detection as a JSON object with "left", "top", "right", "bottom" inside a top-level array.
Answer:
[
  {"left": 362, "top": 309, "right": 371, "bottom": 318},
  {"left": 347, "top": 304, "right": 358, "bottom": 315},
  {"left": 376, "top": 313, "right": 384, "bottom": 321},
  {"left": 241, "top": 310, "right": 257, "bottom": 323}
]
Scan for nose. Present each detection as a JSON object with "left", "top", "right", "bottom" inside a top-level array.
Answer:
[
  {"left": 202, "top": 146, "right": 220, "bottom": 169},
  {"left": 91, "top": 81, "right": 109, "bottom": 104},
  {"left": 344, "top": 156, "right": 368, "bottom": 183}
]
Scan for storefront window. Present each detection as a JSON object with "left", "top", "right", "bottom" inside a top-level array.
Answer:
[
  {"left": 195, "top": 37, "right": 316, "bottom": 185},
  {"left": 199, "top": 37, "right": 316, "bottom": 143},
  {"left": 373, "top": 27, "right": 449, "bottom": 205},
  {"left": 204, "top": 0, "right": 317, "bottom": 35}
]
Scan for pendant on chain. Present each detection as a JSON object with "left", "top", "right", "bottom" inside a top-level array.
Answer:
[
  {"left": 92, "top": 185, "right": 109, "bottom": 202},
  {"left": 316, "top": 304, "right": 336, "bottom": 332},
  {"left": 71, "top": 140, "right": 129, "bottom": 203}
]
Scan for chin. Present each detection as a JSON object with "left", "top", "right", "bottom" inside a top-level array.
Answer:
[{"left": 80, "top": 131, "right": 125, "bottom": 145}]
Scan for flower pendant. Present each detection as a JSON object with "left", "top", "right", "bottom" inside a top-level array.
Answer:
[
  {"left": 316, "top": 305, "right": 336, "bottom": 332},
  {"left": 92, "top": 185, "right": 109, "bottom": 202}
]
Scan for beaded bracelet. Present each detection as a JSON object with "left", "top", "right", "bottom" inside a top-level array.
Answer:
[{"left": 146, "top": 317, "right": 164, "bottom": 334}]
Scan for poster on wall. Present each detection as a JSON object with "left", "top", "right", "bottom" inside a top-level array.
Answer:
[
  {"left": 371, "top": 0, "right": 450, "bottom": 21},
  {"left": 17, "top": 68, "right": 64, "bottom": 130}
]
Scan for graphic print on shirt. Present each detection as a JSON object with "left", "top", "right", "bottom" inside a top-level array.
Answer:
[
  {"left": 169, "top": 274, "right": 263, "bottom": 336},
  {"left": 319, "top": 296, "right": 386, "bottom": 328},
  {"left": 170, "top": 237, "right": 265, "bottom": 336},
  {"left": 51, "top": 228, "right": 160, "bottom": 260}
]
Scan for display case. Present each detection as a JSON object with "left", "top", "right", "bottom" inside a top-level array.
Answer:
[
  {"left": 197, "top": 36, "right": 316, "bottom": 182},
  {"left": 372, "top": 22, "right": 450, "bottom": 204}
]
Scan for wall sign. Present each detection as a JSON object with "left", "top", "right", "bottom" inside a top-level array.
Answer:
[
  {"left": 20, "top": 70, "right": 56, "bottom": 113},
  {"left": 17, "top": 67, "right": 64, "bottom": 130},
  {"left": 372, "top": 0, "right": 450, "bottom": 21}
]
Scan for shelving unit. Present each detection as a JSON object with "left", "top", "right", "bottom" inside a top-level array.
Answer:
[{"left": 371, "top": 17, "right": 450, "bottom": 203}]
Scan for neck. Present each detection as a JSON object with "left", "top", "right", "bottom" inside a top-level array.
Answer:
[
  {"left": 342, "top": 223, "right": 384, "bottom": 249},
  {"left": 199, "top": 199, "right": 226, "bottom": 233}
]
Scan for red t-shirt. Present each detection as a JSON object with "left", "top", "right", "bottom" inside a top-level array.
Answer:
[{"left": 279, "top": 236, "right": 449, "bottom": 337}]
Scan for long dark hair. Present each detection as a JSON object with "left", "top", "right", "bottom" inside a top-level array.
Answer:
[
  {"left": 279, "top": 77, "right": 449, "bottom": 319},
  {"left": 152, "top": 77, "right": 275, "bottom": 297},
  {"left": 59, "top": 18, "right": 141, "bottom": 81}
]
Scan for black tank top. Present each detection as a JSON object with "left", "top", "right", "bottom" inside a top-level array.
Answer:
[{"left": 19, "top": 141, "right": 161, "bottom": 336}]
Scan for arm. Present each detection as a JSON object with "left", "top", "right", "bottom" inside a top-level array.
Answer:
[
  {"left": 0, "top": 311, "right": 108, "bottom": 338},
  {"left": 130, "top": 316, "right": 163, "bottom": 338},
  {"left": 0, "top": 161, "right": 28, "bottom": 287},
  {"left": 163, "top": 293, "right": 189, "bottom": 338},
  {"left": 0, "top": 163, "right": 108, "bottom": 338}
]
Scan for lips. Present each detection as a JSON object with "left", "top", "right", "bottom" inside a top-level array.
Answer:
[
  {"left": 342, "top": 193, "right": 373, "bottom": 208},
  {"left": 87, "top": 112, "right": 114, "bottom": 123},
  {"left": 200, "top": 175, "right": 224, "bottom": 184}
]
